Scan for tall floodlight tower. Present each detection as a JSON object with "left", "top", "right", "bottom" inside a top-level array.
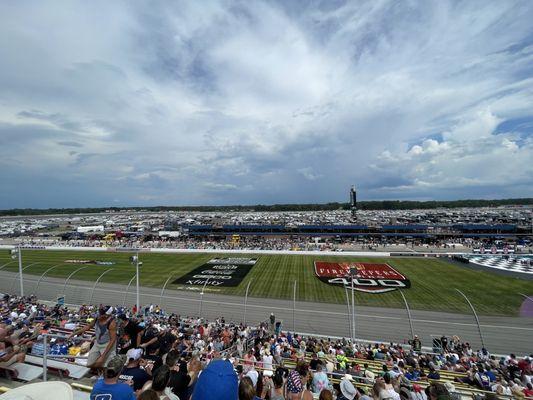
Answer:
[{"left": 350, "top": 185, "right": 357, "bottom": 220}]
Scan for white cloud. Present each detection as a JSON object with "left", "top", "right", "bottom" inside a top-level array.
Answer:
[
  {"left": 372, "top": 109, "right": 532, "bottom": 195},
  {"left": 0, "top": 1, "right": 532, "bottom": 207},
  {"left": 298, "top": 167, "right": 323, "bottom": 181}
]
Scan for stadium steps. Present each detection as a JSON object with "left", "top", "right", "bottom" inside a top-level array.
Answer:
[
  {"left": 0, "top": 362, "right": 43, "bottom": 382},
  {"left": 25, "top": 355, "right": 90, "bottom": 379}
]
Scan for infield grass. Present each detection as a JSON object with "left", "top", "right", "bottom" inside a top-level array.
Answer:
[{"left": 0, "top": 250, "right": 531, "bottom": 316}]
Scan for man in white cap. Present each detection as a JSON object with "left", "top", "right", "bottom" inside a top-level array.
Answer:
[{"left": 120, "top": 348, "right": 150, "bottom": 394}]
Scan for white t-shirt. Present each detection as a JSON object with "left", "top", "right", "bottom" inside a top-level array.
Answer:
[
  {"left": 263, "top": 354, "right": 273, "bottom": 370},
  {"left": 246, "top": 369, "right": 259, "bottom": 387}
]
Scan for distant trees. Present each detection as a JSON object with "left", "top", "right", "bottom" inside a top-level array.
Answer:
[{"left": 0, "top": 198, "right": 531, "bottom": 216}]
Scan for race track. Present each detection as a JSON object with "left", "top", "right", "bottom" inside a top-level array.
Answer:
[{"left": 0, "top": 270, "right": 531, "bottom": 356}]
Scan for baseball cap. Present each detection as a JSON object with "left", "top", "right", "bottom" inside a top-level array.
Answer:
[
  {"left": 192, "top": 360, "right": 238, "bottom": 400},
  {"left": 105, "top": 355, "right": 126, "bottom": 376},
  {"left": 126, "top": 348, "right": 143, "bottom": 362}
]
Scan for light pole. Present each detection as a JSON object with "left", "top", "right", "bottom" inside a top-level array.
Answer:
[
  {"left": 130, "top": 253, "right": 142, "bottom": 315},
  {"left": 199, "top": 277, "right": 210, "bottom": 318},
  {"left": 349, "top": 267, "right": 357, "bottom": 343},
  {"left": 344, "top": 286, "right": 353, "bottom": 340},
  {"left": 10, "top": 246, "right": 24, "bottom": 297}
]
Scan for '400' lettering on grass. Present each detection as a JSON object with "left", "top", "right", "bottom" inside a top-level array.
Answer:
[{"left": 314, "top": 261, "right": 411, "bottom": 293}]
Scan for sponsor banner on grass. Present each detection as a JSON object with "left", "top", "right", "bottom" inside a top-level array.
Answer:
[
  {"left": 173, "top": 258, "right": 257, "bottom": 287},
  {"left": 105, "top": 247, "right": 151, "bottom": 253},
  {"left": 314, "top": 261, "right": 410, "bottom": 293},
  {"left": 64, "top": 260, "right": 116, "bottom": 265}
]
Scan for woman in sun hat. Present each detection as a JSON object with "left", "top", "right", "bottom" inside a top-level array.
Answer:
[
  {"left": 338, "top": 376, "right": 357, "bottom": 400},
  {"left": 0, "top": 381, "right": 73, "bottom": 400}
]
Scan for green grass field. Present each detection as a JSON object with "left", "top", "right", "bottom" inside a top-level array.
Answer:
[{"left": 0, "top": 250, "right": 531, "bottom": 316}]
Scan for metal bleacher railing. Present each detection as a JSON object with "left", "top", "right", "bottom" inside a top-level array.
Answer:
[{"left": 39, "top": 333, "right": 89, "bottom": 382}]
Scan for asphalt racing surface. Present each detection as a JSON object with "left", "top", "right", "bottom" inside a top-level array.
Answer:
[{"left": 0, "top": 270, "right": 531, "bottom": 355}]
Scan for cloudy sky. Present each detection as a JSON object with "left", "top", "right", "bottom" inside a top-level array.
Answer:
[{"left": 1, "top": 1, "right": 532, "bottom": 208}]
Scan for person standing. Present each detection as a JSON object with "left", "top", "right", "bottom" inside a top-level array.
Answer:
[
  {"left": 262, "top": 349, "right": 274, "bottom": 372},
  {"left": 118, "top": 314, "right": 142, "bottom": 355},
  {"left": 409, "top": 335, "right": 422, "bottom": 353},
  {"left": 70, "top": 306, "right": 117, "bottom": 369}
]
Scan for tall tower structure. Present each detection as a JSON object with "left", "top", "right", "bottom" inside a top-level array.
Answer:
[{"left": 350, "top": 185, "right": 357, "bottom": 220}]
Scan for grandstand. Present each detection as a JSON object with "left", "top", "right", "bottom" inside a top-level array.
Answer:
[
  {"left": 0, "top": 293, "right": 531, "bottom": 399},
  {"left": 0, "top": 205, "right": 531, "bottom": 398},
  {"left": 0, "top": 231, "right": 531, "bottom": 398}
]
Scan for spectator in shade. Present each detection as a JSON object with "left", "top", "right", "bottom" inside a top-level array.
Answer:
[
  {"left": 150, "top": 365, "right": 179, "bottom": 400},
  {"left": 138, "top": 389, "right": 159, "bottom": 400},
  {"left": 167, "top": 351, "right": 191, "bottom": 400}
]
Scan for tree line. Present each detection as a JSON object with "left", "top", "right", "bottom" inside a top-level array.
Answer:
[{"left": 0, "top": 198, "right": 531, "bottom": 216}]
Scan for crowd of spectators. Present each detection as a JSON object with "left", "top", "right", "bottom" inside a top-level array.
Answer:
[
  {"left": 0, "top": 293, "right": 532, "bottom": 400},
  {"left": 11, "top": 236, "right": 532, "bottom": 254}
]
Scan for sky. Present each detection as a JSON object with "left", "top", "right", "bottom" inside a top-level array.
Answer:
[{"left": 0, "top": 1, "right": 532, "bottom": 209}]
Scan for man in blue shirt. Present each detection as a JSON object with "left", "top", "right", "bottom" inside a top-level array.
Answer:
[
  {"left": 405, "top": 367, "right": 420, "bottom": 381},
  {"left": 484, "top": 365, "right": 497, "bottom": 382},
  {"left": 120, "top": 348, "right": 150, "bottom": 393},
  {"left": 91, "top": 354, "right": 135, "bottom": 400}
]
